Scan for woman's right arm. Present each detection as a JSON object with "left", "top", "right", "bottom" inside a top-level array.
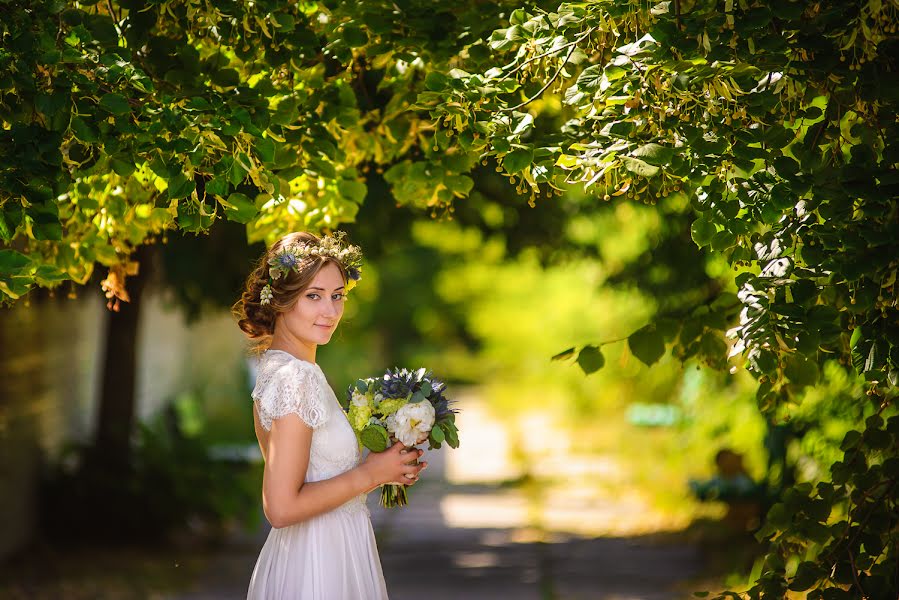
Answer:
[{"left": 261, "top": 413, "right": 426, "bottom": 528}]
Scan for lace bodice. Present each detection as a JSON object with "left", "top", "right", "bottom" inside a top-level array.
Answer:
[{"left": 252, "top": 350, "right": 364, "bottom": 503}]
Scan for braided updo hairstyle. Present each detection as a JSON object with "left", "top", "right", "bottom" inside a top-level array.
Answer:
[{"left": 232, "top": 232, "right": 349, "bottom": 353}]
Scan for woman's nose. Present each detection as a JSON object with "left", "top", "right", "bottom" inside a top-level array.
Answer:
[{"left": 322, "top": 299, "right": 340, "bottom": 317}]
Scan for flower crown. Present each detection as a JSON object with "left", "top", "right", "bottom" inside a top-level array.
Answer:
[{"left": 259, "top": 231, "right": 363, "bottom": 306}]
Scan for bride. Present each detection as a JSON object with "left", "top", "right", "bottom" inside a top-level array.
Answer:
[{"left": 233, "top": 231, "right": 426, "bottom": 599}]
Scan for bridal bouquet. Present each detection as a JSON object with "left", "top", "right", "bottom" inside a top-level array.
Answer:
[{"left": 345, "top": 367, "right": 459, "bottom": 507}]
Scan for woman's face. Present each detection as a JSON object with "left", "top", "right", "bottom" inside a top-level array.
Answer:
[{"left": 276, "top": 262, "right": 346, "bottom": 347}]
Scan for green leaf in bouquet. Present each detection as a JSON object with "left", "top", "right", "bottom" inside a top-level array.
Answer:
[
  {"left": 430, "top": 424, "right": 445, "bottom": 445},
  {"left": 419, "top": 381, "right": 432, "bottom": 397},
  {"left": 411, "top": 390, "right": 426, "bottom": 403},
  {"left": 355, "top": 379, "right": 369, "bottom": 393},
  {"left": 360, "top": 424, "right": 389, "bottom": 453},
  {"left": 440, "top": 421, "right": 460, "bottom": 448}
]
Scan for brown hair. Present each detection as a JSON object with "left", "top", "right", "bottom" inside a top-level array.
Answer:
[{"left": 232, "top": 232, "right": 348, "bottom": 353}]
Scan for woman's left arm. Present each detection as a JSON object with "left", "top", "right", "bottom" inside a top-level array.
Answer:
[{"left": 261, "top": 413, "right": 423, "bottom": 528}]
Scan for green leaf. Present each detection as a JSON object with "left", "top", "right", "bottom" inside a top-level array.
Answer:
[
  {"left": 552, "top": 347, "right": 576, "bottom": 361},
  {"left": 788, "top": 561, "right": 825, "bottom": 591},
  {"left": 206, "top": 176, "right": 229, "bottom": 197},
  {"left": 710, "top": 230, "right": 736, "bottom": 251},
  {"left": 99, "top": 93, "right": 131, "bottom": 115},
  {"left": 840, "top": 430, "right": 862, "bottom": 452},
  {"left": 699, "top": 332, "right": 726, "bottom": 362},
  {"left": 109, "top": 157, "right": 135, "bottom": 177},
  {"left": 343, "top": 25, "right": 368, "bottom": 48},
  {"left": 71, "top": 117, "right": 98, "bottom": 143},
  {"left": 509, "top": 8, "right": 529, "bottom": 25},
  {"left": 255, "top": 137, "right": 275, "bottom": 164},
  {"left": 575, "top": 65, "right": 603, "bottom": 90},
  {"left": 503, "top": 148, "right": 533, "bottom": 174},
  {"left": 0, "top": 212, "right": 12, "bottom": 242},
  {"left": 212, "top": 68, "right": 240, "bottom": 87},
  {"left": 272, "top": 13, "right": 295, "bottom": 30},
  {"left": 620, "top": 156, "right": 660, "bottom": 178},
  {"left": 440, "top": 421, "right": 460, "bottom": 448},
  {"left": 691, "top": 217, "right": 716, "bottom": 247},
  {"left": 849, "top": 326, "right": 863, "bottom": 349},
  {"left": 222, "top": 192, "right": 258, "bottom": 223},
  {"left": 0, "top": 275, "right": 32, "bottom": 300},
  {"left": 576, "top": 345, "right": 605, "bottom": 374},
  {"left": 429, "top": 424, "right": 445, "bottom": 444},
  {"left": 631, "top": 143, "right": 675, "bottom": 166},
  {"left": 864, "top": 340, "right": 879, "bottom": 372},
  {"left": 628, "top": 325, "right": 665, "bottom": 366},
  {"left": 167, "top": 172, "right": 195, "bottom": 200},
  {"left": 784, "top": 354, "right": 819, "bottom": 388},
  {"left": 0, "top": 250, "right": 30, "bottom": 273},
  {"left": 360, "top": 424, "right": 389, "bottom": 452},
  {"left": 425, "top": 72, "right": 449, "bottom": 91},
  {"left": 444, "top": 175, "right": 474, "bottom": 196},
  {"left": 34, "top": 265, "right": 67, "bottom": 285},
  {"left": 338, "top": 179, "right": 367, "bottom": 203}
]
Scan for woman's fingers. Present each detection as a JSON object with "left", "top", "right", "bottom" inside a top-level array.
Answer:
[
  {"left": 396, "top": 460, "right": 428, "bottom": 485},
  {"left": 402, "top": 449, "right": 424, "bottom": 465}
]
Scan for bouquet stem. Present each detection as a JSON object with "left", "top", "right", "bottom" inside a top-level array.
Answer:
[
  {"left": 380, "top": 439, "right": 415, "bottom": 507},
  {"left": 379, "top": 484, "right": 408, "bottom": 508}
]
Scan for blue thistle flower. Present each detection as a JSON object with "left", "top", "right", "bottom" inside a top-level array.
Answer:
[
  {"left": 381, "top": 368, "right": 417, "bottom": 399},
  {"left": 277, "top": 253, "right": 299, "bottom": 269},
  {"left": 347, "top": 266, "right": 361, "bottom": 281}
]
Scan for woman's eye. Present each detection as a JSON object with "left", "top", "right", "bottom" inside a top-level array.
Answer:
[
  {"left": 332, "top": 293, "right": 345, "bottom": 301},
  {"left": 307, "top": 293, "right": 320, "bottom": 300}
]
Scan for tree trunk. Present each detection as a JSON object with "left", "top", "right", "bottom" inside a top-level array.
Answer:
[{"left": 93, "top": 244, "right": 154, "bottom": 470}]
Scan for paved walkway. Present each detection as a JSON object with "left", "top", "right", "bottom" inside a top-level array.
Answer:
[{"left": 172, "top": 453, "right": 704, "bottom": 600}]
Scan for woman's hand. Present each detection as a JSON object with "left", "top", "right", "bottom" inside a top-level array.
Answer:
[{"left": 360, "top": 442, "right": 427, "bottom": 489}]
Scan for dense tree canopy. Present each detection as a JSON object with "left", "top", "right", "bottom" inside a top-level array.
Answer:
[
  {"left": 419, "top": 2, "right": 898, "bottom": 597},
  {"left": 2, "top": 0, "right": 898, "bottom": 597},
  {"left": 0, "top": 0, "right": 518, "bottom": 304}
]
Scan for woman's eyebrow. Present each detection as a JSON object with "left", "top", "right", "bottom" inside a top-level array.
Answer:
[{"left": 307, "top": 286, "right": 346, "bottom": 291}]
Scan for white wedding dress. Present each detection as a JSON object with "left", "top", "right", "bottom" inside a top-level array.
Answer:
[{"left": 247, "top": 349, "right": 389, "bottom": 599}]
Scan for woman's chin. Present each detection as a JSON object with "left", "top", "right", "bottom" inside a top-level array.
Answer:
[{"left": 311, "top": 328, "right": 336, "bottom": 344}]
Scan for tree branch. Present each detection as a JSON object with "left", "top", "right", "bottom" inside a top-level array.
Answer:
[
  {"left": 502, "top": 28, "right": 595, "bottom": 112},
  {"left": 499, "top": 27, "right": 597, "bottom": 83}
]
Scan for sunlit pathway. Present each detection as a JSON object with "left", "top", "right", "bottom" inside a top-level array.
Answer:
[
  {"left": 171, "top": 394, "right": 705, "bottom": 599},
  {"left": 370, "top": 396, "right": 704, "bottom": 600}
]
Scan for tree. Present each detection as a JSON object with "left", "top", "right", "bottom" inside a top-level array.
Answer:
[{"left": 414, "top": 1, "right": 899, "bottom": 596}]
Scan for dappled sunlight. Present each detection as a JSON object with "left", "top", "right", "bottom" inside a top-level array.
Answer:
[
  {"left": 443, "top": 393, "right": 700, "bottom": 537},
  {"left": 440, "top": 493, "right": 530, "bottom": 529}
]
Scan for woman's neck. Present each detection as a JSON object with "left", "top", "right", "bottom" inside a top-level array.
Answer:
[{"left": 268, "top": 334, "right": 317, "bottom": 364}]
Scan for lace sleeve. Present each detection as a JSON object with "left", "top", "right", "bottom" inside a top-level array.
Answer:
[{"left": 252, "top": 360, "right": 329, "bottom": 431}]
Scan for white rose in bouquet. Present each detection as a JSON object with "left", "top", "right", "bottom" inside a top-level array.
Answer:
[{"left": 387, "top": 401, "right": 436, "bottom": 447}]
